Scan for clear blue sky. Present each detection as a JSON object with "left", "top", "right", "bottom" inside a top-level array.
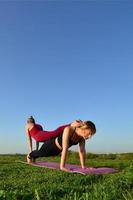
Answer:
[{"left": 0, "top": 1, "right": 133, "bottom": 154}]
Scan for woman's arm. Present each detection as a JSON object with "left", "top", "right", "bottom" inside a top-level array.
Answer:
[
  {"left": 25, "top": 125, "right": 32, "bottom": 152},
  {"left": 60, "top": 127, "right": 71, "bottom": 172},
  {"left": 78, "top": 139, "right": 86, "bottom": 168}
]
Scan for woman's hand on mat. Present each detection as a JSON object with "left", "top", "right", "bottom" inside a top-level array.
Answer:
[
  {"left": 82, "top": 166, "right": 94, "bottom": 170},
  {"left": 81, "top": 166, "right": 86, "bottom": 169},
  {"left": 81, "top": 166, "right": 90, "bottom": 169},
  {"left": 60, "top": 167, "right": 72, "bottom": 172}
]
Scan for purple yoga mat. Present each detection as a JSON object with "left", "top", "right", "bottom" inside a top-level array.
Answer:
[{"left": 31, "top": 161, "right": 118, "bottom": 175}]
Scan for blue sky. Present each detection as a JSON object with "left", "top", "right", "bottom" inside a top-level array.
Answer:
[{"left": 0, "top": 1, "right": 133, "bottom": 154}]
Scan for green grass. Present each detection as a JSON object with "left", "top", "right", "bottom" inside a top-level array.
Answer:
[{"left": 0, "top": 152, "right": 133, "bottom": 200}]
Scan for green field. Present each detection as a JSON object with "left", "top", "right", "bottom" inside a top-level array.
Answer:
[{"left": 0, "top": 152, "right": 133, "bottom": 200}]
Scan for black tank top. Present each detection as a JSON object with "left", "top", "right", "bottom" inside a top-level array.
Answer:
[{"left": 57, "top": 128, "right": 83, "bottom": 148}]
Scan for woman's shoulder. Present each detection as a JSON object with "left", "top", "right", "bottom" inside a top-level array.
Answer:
[
  {"left": 35, "top": 124, "right": 43, "bottom": 130},
  {"left": 64, "top": 125, "right": 74, "bottom": 130},
  {"left": 64, "top": 126, "right": 76, "bottom": 135}
]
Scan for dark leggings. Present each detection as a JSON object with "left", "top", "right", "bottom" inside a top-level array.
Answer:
[{"left": 29, "top": 138, "right": 62, "bottom": 159}]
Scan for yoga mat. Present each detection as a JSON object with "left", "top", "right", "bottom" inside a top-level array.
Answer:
[{"left": 18, "top": 161, "right": 118, "bottom": 175}]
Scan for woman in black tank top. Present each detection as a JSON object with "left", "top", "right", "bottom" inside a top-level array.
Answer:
[
  {"left": 57, "top": 128, "right": 83, "bottom": 148},
  {"left": 28, "top": 120, "right": 96, "bottom": 172}
]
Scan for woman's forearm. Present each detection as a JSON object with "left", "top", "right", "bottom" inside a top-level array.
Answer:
[
  {"left": 60, "top": 149, "right": 67, "bottom": 169},
  {"left": 25, "top": 127, "right": 32, "bottom": 152},
  {"left": 60, "top": 127, "right": 70, "bottom": 171},
  {"left": 60, "top": 149, "right": 71, "bottom": 172},
  {"left": 79, "top": 150, "right": 86, "bottom": 168},
  {"left": 28, "top": 137, "right": 32, "bottom": 152}
]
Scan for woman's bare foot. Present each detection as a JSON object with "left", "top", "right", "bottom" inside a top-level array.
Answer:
[
  {"left": 27, "top": 154, "right": 32, "bottom": 164},
  {"left": 27, "top": 154, "right": 36, "bottom": 163}
]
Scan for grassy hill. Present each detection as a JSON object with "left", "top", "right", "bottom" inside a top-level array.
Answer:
[{"left": 0, "top": 152, "right": 133, "bottom": 200}]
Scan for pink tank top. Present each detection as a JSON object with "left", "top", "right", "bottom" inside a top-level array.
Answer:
[
  {"left": 29, "top": 123, "right": 70, "bottom": 142},
  {"left": 29, "top": 124, "right": 43, "bottom": 138}
]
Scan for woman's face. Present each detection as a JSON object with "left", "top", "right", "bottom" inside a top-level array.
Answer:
[
  {"left": 80, "top": 128, "right": 93, "bottom": 140},
  {"left": 27, "top": 121, "right": 34, "bottom": 127}
]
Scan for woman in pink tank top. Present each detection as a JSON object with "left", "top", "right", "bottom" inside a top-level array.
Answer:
[{"left": 25, "top": 116, "right": 82, "bottom": 152}]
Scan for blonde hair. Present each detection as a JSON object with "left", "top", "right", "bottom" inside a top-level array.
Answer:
[{"left": 80, "top": 121, "right": 96, "bottom": 135}]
